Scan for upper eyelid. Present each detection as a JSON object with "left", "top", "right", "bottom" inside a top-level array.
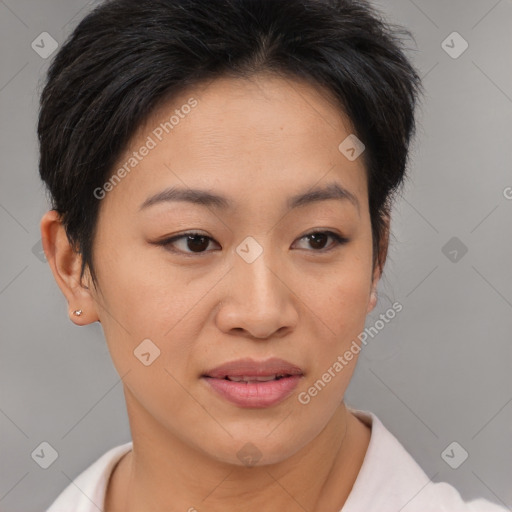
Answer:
[{"left": 160, "top": 230, "right": 346, "bottom": 252}]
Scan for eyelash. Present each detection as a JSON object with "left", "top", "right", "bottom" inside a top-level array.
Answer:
[{"left": 154, "top": 230, "right": 349, "bottom": 256}]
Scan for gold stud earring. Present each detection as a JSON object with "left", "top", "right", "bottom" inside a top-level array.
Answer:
[{"left": 73, "top": 309, "right": 83, "bottom": 317}]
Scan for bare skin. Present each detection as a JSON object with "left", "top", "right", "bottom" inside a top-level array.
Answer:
[
  {"left": 41, "top": 72, "right": 388, "bottom": 512},
  {"left": 106, "top": 407, "right": 371, "bottom": 512}
]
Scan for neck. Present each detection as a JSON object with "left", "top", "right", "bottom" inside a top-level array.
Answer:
[{"left": 105, "top": 392, "right": 371, "bottom": 512}]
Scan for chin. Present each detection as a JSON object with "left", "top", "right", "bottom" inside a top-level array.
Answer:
[{"left": 199, "top": 429, "right": 310, "bottom": 468}]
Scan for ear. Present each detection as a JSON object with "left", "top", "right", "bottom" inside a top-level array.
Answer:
[
  {"left": 40, "top": 210, "right": 100, "bottom": 325},
  {"left": 367, "top": 212, "right": 390, "bottom": 314}
]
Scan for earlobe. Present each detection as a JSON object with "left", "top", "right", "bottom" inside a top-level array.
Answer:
[
  {"left": 367, "top": 258, "right": 382, "bottom": 313},
  {"left": 367, "top": 213, "right": 390, "bottom": 313},
  {"left": 40, "top": 210, "right": 99, "bottom": 325},
  {"left": 367, "top": 288, "right": 378, "bottom": 313}
]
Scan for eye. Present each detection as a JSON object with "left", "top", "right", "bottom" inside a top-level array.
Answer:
[
  {"left": 155, "top": 232, "right": 220, "bottom": 255},
  {"left": 293, "top": 230, "right": 349, "bottom": 252},
  {"left": 153, "top": 229, "right": 348, "bottom": 256}
]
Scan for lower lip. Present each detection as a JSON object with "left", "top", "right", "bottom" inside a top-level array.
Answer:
[{"left": 202, "top": 375, "right": 302, "bottom": 408}]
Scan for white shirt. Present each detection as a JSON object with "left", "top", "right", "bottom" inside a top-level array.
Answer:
[{"left": 46, "top": 409, "right": 508, "bottom": 511}]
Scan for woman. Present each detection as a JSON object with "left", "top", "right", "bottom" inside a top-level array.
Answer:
[{"left": 38, "top": 0, "right": 507, "bottom": 510}]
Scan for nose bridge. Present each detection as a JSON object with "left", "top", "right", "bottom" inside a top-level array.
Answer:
[
  {"left": 234, "top": 239, "right": 282, "bottom": 308},
  {"left": 215, "top": 236, "right": 298, "bottom": 338}
]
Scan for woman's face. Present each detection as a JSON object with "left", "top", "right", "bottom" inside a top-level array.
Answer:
[{"left": 82, "top": 74, "right": 382, "bottom": 465}]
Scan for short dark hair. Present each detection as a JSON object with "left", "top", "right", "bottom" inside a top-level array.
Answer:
[{"left": 37, "top": 0, "right": 423, "bottom": 288}]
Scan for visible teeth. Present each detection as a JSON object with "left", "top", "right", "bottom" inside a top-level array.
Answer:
[{"left": 226, "top": 374, "right": 285, "bottom": 382}]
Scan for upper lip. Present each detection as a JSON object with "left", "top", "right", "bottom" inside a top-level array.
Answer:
[{"left": 203, "top": 357, "right": 304, "bottom": 379}]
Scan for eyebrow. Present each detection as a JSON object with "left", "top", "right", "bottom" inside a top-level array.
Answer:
[{"left": 139, "top": 181, "right": 360, "bottom": 214}]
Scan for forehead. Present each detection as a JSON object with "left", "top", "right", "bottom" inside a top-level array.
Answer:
[
  {"left": 144, "top": 73, "right": 355, "bottom": 156},
  {"left": 105, "top": 73, "right": 368, "bottom": 213}
]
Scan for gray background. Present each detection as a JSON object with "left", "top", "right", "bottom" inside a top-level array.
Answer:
[{"left": 0, "top": 0, "right": 511, "bottom": 511}]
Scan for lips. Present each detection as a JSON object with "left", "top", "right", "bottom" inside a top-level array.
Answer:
[
  {"left": 224, "top": 374, "right": 288, "bottom": 382},
  {"left": 202, "top": 357, "right": 304, "bottom": 408},
  {"left": 203, "top": 357, "right": 304, "bottom": 380}
]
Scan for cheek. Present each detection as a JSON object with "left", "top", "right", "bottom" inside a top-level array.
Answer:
[
  {"left": 93, "top": 247, "right": 218, "bottom": 374},
  {"left": 93, "top": 236, "right": 180, "bottom": 323},
  {"left": 296, "top": 267, "right": 371, "bottom": 414},
  {"left": 311, "top": 253, "right": 372, "bottom": 337},
  {"left": 333, "top": 272, "right": 371, "bottom": 330}
]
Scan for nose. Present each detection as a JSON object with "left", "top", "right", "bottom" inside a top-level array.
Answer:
[{"left": 215, "top": 248, "right": 299, "bottom": 339}]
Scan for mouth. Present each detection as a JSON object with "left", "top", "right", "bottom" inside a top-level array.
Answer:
[
  {"left": 203, "top": 357, "right": 304, "bottom": 380},
  {"left": 202, "top": 358, "right": 304, "bottom": 408},
  {"left": 220, "top": 374, "right": 293, "bottom": 382}
]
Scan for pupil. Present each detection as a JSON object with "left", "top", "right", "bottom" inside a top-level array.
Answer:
[
  {"left": 187, "top": 235, "right": 209, "bottom": 252},
  {"left": 309, "top": 233, "right": 327, "bottom": 249},
  {"left": 185, "top": 233, "right": 328, "bottom": 252}
]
